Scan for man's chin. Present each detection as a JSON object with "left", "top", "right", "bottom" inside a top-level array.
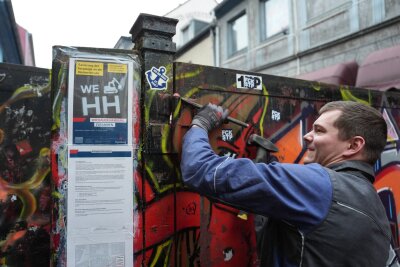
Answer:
[{"left": 303, "top": 157, "right": 313, "bottom": 164}]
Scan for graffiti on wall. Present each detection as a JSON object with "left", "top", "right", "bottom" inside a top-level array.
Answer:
[
  {"left": 374, "top": 103, "right": 400, "bottom": 248},
  {"left": 0, "top": 65, "right": 51, "bottom": 267},
  {"left": 134, "top": 61, "right": 400, "bottom": 266},
  {"left": 1, "top": 59, "right": 397, "bottom": 267}
]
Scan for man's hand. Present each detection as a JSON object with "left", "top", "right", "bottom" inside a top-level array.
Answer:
[{"left": 191, "top": 103, "right": 229, "bottom": 131}]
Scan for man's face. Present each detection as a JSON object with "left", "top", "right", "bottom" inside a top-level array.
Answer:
[{"left": 303, "top": 110, "right": 349, "bottom": 166}]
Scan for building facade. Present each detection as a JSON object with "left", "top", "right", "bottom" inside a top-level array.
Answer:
[
  {"left": 0, "top": 0, "right": 35, "bottom": 66},
  {"left": 166, "top": 0, "right": 218, "bottom": 66},
  {"left": 165, "top": 0, "right": 218, "bottom": 49},
  {"left": 213, "top": 0, "right": 400, "bottom": 82}
]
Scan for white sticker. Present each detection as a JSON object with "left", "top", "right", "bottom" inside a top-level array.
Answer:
[
  {"left": 271, "top": 110, "right": 281, "bottom": 121},
  {"left": 222, "top": 129, "right": 233, "bottom": 141},
  {"left": 145, "top": 66, "right": 169, "bottom": 90},
  {"left": 236, "top": 74, "right": 262, "bottom": 90}
]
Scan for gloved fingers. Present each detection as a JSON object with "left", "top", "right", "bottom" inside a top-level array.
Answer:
[
  {"left": 199, "top": 103, "right": 214, "bottom": 112},
  {"left": 222, "top": 108, "right": 230, "bottom": 121},
  {"left": 209, "top": 103, "right": 218, "bottom": 109},
  {"left": 213, "top": 105, "right": 230, "bottom": 121},
  {"left": 191, "top": 102, "right": 230, "bottom": 131}
]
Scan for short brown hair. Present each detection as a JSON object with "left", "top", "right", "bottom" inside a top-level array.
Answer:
[{"left": 319, "top": 101, "right": 387, "bottom": 164}]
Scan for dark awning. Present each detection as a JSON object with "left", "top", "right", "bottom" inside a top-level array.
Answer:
[
  {"left": 356, "top": 45, "right": 400, "bottom": 91},
  {"left": 297, "top": 61, "right": 358, "bottom": 86}
]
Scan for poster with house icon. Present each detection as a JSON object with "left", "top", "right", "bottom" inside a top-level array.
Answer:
[{"left": 68, "top": 58, "right": 134, "bottom": 145}]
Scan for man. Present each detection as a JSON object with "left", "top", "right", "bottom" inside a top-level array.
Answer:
[{"left": 180, "top": 101, "right": 396, "bottom": 266}]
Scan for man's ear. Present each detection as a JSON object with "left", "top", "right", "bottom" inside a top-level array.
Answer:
[{"left": 344, "top": 136, "right": 365, "bottom": 157}]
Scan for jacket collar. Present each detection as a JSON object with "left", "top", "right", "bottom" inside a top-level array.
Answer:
[{"left": 326, "top": 160, "right": 375, "bottom": 183}]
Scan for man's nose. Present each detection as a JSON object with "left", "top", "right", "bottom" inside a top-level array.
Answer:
[{"left": 303, "top": 131, "right": 312, "bottom": 142}]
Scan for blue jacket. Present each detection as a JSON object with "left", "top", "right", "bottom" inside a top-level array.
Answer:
[
  {"left": 181, "top": 127, "right": 331, "bottom": 232},
  {"left": 181, "top": 127, "right": 392, "bottom": 266}
]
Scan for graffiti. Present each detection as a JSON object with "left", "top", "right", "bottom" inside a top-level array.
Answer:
[
  {"left": 134, "top": 61, "right": 400, "bottom": 266},
  {"left": 2, "top": 58, "right": 398, "bottom": 267},
  {"left": 0, "top": 65, "right": 51, "bottom": 266},
  {"left": 374, "top": 102, "right": 400, "bottom": 249},
  {"left": 184, "top": 202, "right": 197, "bottom": 215},
  {"left": 223, "top": 247, "right": 234, "bottom": 261}
]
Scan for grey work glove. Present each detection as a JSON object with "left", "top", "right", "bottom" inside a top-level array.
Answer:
[{"left": 191, "top": 103, "right": 229, "bottom": 131}]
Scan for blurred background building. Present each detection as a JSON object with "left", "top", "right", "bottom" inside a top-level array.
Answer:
[
  {"left": 180, "top": 0, "right": 400, "bottom": 90},
  {"left": 3, "top": 0, "right": 400, "bottom": 90},
  {"left": 165, "top": 0, "right": 218, "bottom": 66},
  {"left": 0, "top": 0, "right": 35, "bottom": 66}
]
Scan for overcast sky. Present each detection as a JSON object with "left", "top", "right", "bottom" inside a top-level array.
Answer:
[{"left": 12, "top": 0, "right": 187, "bottom": 69}]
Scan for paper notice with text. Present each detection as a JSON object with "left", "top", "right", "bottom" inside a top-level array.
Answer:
[{"left": 67, "top": 145, "right": 133, "bottom": 267}]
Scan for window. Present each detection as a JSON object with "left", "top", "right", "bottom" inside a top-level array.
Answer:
[
  {"left": 261, "top": 0, "right": 289, "bottom": 40},
  {"left": 181, "top": 25, "right": 190, "bottom": 45},
  {"left": 228, "top": 12, "right": 248, "bottom": 56}
]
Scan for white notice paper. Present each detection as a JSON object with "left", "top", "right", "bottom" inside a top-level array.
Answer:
[{"left": 67, "top": 146, "right": 133, "bottom": 267}]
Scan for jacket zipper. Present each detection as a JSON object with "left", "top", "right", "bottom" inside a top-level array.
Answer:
[
  {"left": 284, "top": 219, "right": 304, "bottom": 267},
  {"left": 334, "top": 200, "right": 391, "bottom": 240},
  {"left": 299, "top": 231, "right": 305, "bottom": 267}
]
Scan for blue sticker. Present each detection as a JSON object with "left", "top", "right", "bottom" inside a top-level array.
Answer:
[{"left": 145, "top": 66, "right": 169, "bottom": 90}]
